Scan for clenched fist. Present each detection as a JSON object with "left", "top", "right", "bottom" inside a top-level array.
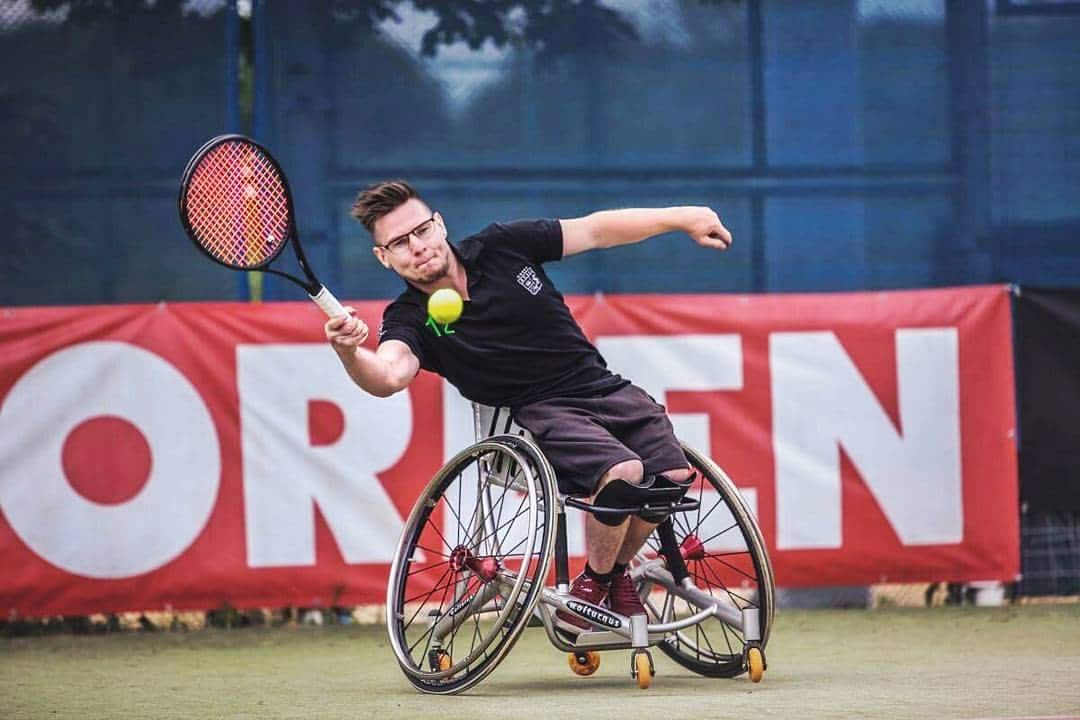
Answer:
[
  {"left": 325, "top": 306, "right": 369, "bottom": 349},
  {"left": 683, "top": 207, "right": 732, "bottom": 250}
]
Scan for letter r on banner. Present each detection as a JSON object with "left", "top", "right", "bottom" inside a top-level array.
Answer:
[{"left": 237, "top": 345, "right": 410, "bottom": 567}]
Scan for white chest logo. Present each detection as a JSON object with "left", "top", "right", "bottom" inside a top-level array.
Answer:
[{"left": 516, "top": 266, "right": 543, "bottom": 295}]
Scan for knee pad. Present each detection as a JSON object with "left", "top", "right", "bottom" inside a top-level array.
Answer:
[
  {"left": 591, "top": 478, "right": 647, "bottom": 526},
  {"left": 637, "top": 471, "right": 696, "bottom": 523}
]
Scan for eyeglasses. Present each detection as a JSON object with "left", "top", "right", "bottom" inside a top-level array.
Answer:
[{"left": 377, "top": 214, "right": 438, "bottom": 256}]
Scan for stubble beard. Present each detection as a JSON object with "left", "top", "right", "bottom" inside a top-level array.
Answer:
[{"left": 413, "top": 253, "right": 449, "bottom": 285}]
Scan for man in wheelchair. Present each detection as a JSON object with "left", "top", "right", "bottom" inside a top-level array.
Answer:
[{"left": 324, "top": 180, "right": 732, "bottom": 636}]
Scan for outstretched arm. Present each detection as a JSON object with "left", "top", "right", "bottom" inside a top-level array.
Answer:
[
  {"left": 325, "top": 309, "right": 420, "bottom": 397},
  {"left": 559, "top": 207, "right": 732, "bottom": 257}
]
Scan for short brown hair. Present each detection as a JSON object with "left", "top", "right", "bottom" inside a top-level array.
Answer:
[{"left": 350, "top": 180, "right": 419, "bottom": 234}]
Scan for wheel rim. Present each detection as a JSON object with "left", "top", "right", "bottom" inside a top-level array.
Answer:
[{"left": 387, "top": 438, "right": 555, "bottom": 690}]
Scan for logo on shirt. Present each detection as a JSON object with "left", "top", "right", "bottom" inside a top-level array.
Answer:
[
  {"left": 426, "top": 315, "right": 455, "bottom": 337},
  {"left": 516, "top": 265, "right": 543, "bottom": 295}
]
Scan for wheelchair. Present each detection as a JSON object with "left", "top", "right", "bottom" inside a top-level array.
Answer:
[{"left": 386, "top": 404, "right": 774, "bottom": 695}]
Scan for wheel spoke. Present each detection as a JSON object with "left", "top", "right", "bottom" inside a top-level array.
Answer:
[
  {"left": 413, "top": 544, "right": 452, "bottom": 560},
  {"left": 401, "top": 565, "right": 454, "bottom": 634},
  {"left": 698, "top": 521, "right": 740, "bottom": 547},
  {"left": 402, "top": 567, "right": 458, "bottom": 606},
  {"left": 406, "top": 560, "right": 450, "bottom": 578},
  {"left": 408, "top": 567, "right": 459, "bottom": 657},
  {"left": 702, "top": 551, "right": 761, "bottom": 587},
  {"left": 468, "top": 492, "right": 529, "bottom": 556},
  {"left": 690, "top": 497, "right": 726, "bottom": 536}
]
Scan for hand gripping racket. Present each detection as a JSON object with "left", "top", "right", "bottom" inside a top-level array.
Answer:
[{"left": 178, "top": 134, "right": 346, "bottom": 317}]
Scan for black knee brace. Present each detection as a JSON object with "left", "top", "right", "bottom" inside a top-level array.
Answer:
[
  {"left": 591, "top": 478, "right": 646, "bottom": 526},
  {"left": 637, "top": 471, "right": 696, "bottom": 523}
]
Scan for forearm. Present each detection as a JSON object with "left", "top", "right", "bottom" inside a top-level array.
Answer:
[
  {"left": 561, "top": 205, "right": 730, "bottom": 257},
  {"left": 579, "top": 207, "right": 694, "bottom": 249},
  {"left": 334, "top": 345, "right": 410, "bottom": 397}
]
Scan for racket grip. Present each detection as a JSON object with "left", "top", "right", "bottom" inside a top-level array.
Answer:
[{"left": 309, "top": 286, "right": 347, "bottom": 318}]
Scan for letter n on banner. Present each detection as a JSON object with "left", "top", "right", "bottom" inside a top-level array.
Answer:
[{"left": 771, "top": 329, "right": 962, "bottom": 550}]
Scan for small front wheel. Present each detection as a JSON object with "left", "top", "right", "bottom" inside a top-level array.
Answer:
[
  {"left": 632, "top": 651, "right": 653, "bottom": 690},
  {"left": 746, "top": 646, "right": 765, "bottom": 683},
  {"left": 432, "top": 650, "right": 452, "bottom": 673},
  {"left": 568, "top": 651, "right": 600, "bottom": 677}
]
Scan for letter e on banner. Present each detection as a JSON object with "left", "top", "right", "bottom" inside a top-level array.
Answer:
[{"left": 597, "top": 334, "right": 759, "bottom": 531}]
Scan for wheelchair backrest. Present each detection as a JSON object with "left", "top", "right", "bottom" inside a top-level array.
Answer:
[{"left": 472, "top": 404, "right": 533, "bottom": 442}]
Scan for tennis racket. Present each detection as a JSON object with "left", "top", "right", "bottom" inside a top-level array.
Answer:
[{"left": 178, "top": 134, "right": 346, "bottom": 318}]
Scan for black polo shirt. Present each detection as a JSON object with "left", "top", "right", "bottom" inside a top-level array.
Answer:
[{"left": 377, "top": 218, "right": 627, "bottom": 409}]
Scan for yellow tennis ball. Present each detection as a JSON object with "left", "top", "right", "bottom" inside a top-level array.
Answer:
[{"left": 428, "top": 287, "right": 463, "bottom": 324}]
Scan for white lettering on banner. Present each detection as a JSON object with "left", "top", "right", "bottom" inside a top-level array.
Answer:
[
  {"left": 0, "top": 341, "right": 220, "bottom": 578},
  {"left": 596, "top": 334, "right": 743, "bottom": 452},
  {"left": 237, "top": 345, "right": 409, "bottom": 567},
  {"left": 771, "top": 329, "right": 963, "bottom": 550}
]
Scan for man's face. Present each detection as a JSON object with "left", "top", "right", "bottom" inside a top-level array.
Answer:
[{"left": 371, "top": 198, "right": 451, "bottom": 285}]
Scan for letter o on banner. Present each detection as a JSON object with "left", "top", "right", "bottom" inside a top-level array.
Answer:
[{"left": 0, "top": 341, "right": 221, "bottom": 578}]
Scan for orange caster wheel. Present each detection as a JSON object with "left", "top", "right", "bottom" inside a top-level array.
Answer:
[
  {"left": 568, "top": 651, "right": 601, "bottom": 677},
  {"left": 746, "top": 646, "right": 765, "bottom": 683},
  {"left": 429, "top": 649, "right": 453, "bottom": 675},
  {"left": 632, "top": 651, "right": 653, "bottom": 689}
]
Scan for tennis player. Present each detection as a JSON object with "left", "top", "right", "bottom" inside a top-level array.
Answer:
[{"left": 326, "top": 181, "right": 732, "bottom": 634}]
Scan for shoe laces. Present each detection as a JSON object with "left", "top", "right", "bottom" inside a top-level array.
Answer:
[{"left": 572, "top": 574, "right": 608, "bottom": 603}]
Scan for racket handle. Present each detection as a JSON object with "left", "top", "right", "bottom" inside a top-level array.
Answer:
[{"left": 309, "top": 286, "right": 347, "bottom": 318}]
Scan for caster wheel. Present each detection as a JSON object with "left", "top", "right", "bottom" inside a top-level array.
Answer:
[
  {"left": 568, "top": 651, "right": 601, "bottom": 677},
  {"left": 746, "top": 646, "right": 765, "bottom": 683},
  {"left": 632, "top": 651, "right": 653, "bottom": 690},
  {"left": 429, "top": 649, "right": 452, "bottom": 674}
]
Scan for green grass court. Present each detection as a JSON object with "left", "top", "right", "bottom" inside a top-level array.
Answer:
[{"left": 3, "top": 605, "right": 1078, "bottom": 720}]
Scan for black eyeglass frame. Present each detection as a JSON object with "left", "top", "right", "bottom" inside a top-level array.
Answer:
[{"left": 376, "top": 213, "right": 439, "bottom": 255}]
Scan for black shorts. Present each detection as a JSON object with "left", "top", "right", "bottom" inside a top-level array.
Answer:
[{"left": 512, "top": 384, "right": 688, "bottom": 497}]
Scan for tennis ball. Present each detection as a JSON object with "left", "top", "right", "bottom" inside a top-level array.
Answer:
[{"left": 428, "top": 287, "right": 463, "bottom": 324}]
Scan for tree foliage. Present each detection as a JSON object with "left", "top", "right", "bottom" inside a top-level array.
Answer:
[{"left": 29, "top": 0, "right": 736, "bottom": 59}]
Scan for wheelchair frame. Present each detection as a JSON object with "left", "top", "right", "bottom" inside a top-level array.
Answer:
[{"left": 386, "top": 404, "right": 774, "bottom": 694}]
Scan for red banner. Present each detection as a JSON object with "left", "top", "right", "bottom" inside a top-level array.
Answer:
[{"left": 0, "top": 286, "right": 1018, "bottom": 615}]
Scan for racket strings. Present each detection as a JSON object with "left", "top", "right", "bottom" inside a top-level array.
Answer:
[{"left": 184, "top": 141, "right": 290, "bottom": 269}]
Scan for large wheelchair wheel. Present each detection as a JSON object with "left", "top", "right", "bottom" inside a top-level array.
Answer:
[
  {"left": 386, "top": 434, "right": 558, "bottom": 694},
  {"left": 640, "top": 444, "right": 775, "bottom": 678}
]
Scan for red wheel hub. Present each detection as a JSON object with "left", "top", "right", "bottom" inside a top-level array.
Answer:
[
  {"left": 448, "top": 546, "right": 500, "bottom": 582},
  {"left": 680, "top": 534, "right": 705, "bottom": 561}
]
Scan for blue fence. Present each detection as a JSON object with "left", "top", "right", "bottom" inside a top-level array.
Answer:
[{"left": 1, "top": 0, "right": 1077, "bottom": 306}]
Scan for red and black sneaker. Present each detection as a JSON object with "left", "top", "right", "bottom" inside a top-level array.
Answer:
[
  {"left": 556, "top": 572, "right": 608, "bottom": 636},
  {"left": 607, "top": 569, "right": 647, "bottom": 618}
]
